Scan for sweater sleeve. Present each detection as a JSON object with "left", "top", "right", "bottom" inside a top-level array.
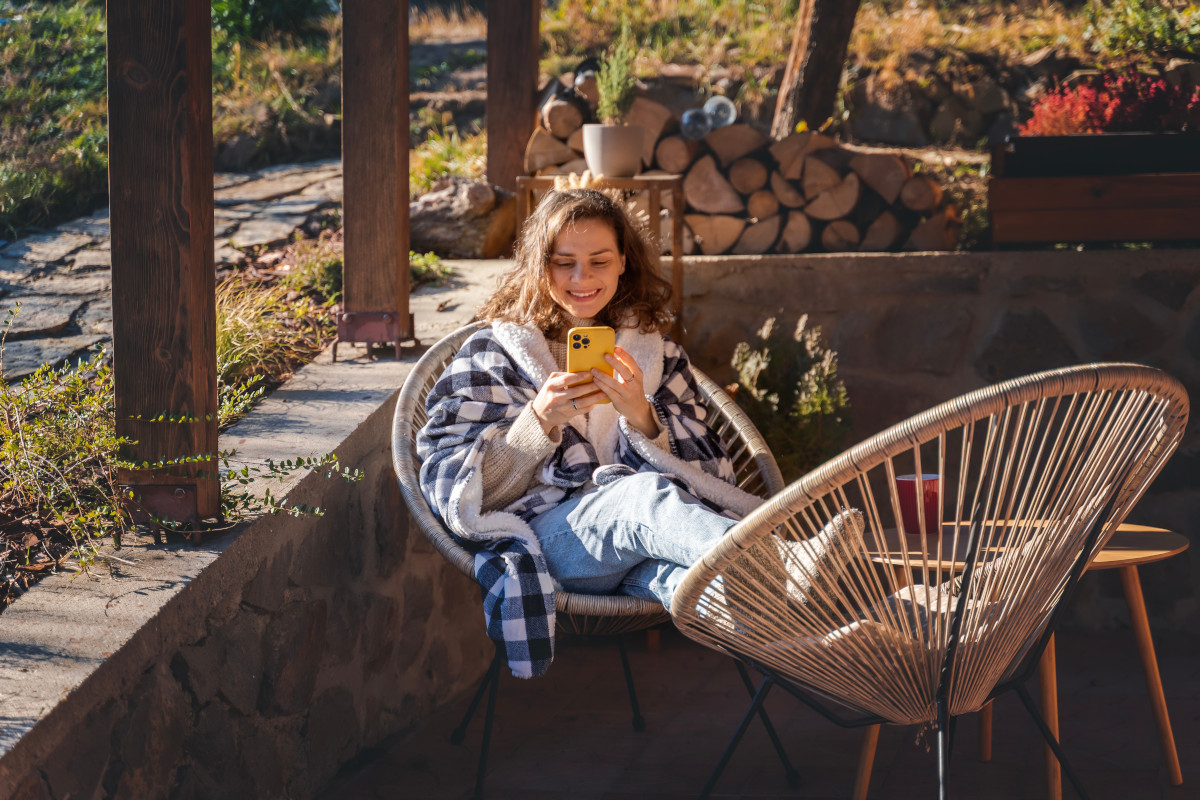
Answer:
[{"left": 479, "top": 404, "right": 561, "bottom": 512}]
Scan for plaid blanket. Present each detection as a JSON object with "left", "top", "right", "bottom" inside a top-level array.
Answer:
[{"left": 417, "top": 322, "right": 763, "bottom": 677}]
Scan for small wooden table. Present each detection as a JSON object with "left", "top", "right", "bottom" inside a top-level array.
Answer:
[
  {"left": 515, "top": 174, "right": 686, "bottom": 340},
  {"left": 852, "top": 523, "right": 1188, "bottom": 800}
]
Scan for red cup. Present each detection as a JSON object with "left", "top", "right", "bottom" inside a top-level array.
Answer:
[{"left": 896, "top": 473, "right": 940, "bottom": 535}]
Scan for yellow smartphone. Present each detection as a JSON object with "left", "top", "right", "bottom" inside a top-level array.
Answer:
[{"left": 566, "top": 325, "right": 615, "bottom": 404}]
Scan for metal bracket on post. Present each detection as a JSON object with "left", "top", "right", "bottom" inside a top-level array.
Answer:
[
  {"left": 331, "top": 311, "right": 419, "bottom": 362},
  {"left": 119, "top": 484, "right": 201, "bottom": 544}
]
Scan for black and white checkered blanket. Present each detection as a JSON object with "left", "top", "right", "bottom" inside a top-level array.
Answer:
[{"left": 417, "top": 322, "right": 763, "bottom": 677}]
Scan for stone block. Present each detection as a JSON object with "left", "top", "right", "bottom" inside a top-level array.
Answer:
[
  {"left": 1, "top": 231, "right": 92, "bottom": 264},
  {"left": 1132, "top": 270, "right": 1197, "bottom": 311},
  {"left": 1, "top": 334, "right": 107, "bottom": 381},
  {"left": 2, "top": 294, "right": 82, "bottom": 339},
  {"left": 241, "top": 546, "right": 291, "bottom": 613},
  {"left": 874, "top": 304, "right": 973, "bottom": 376},
  {"left": 110, "top": 663, "right": 190, "bottom": 800},
  {"left": 177, "top": 638, "right": 222, "bottom": 705},
  {"left": 260, "top": 600, "right": 327, "bottom": 716},
  {"left": 362, "top": 592, "right": 402, "bottom": 676},
  {"left": 9, "top": 772, "right": 53, "bottom": 800},
  {"left": 325, "top": 586, "right": 364, "bottom": 666},
  {"left": 1076, "top": 300, "right": 1166, "bottom": 361},
  {"left": 216, "top": 611, "right": 268, "bottom": 716},
  {"left": 373, "top": 469, "right": 409, "bottom": 577},
  {"left": 236, "top": 717, "right": 291, "bottom": 799},
  {"left": 974, "top": 309, "right": 1078, "bottom": 383},
  {"left": 306, "top": 687, "right": 362, "bottom": 776},
  {"left": 42, "top": 699, "right": 115, "bottom": 799}
]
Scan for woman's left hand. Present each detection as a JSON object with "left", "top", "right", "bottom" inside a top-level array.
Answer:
[{"left": 590, "top": 345, "right": 660, "bottom": 438}]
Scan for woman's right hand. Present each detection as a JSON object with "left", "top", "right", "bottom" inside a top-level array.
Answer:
[{"left": 531, "top": 372, "right": 603, "bottom": 434}]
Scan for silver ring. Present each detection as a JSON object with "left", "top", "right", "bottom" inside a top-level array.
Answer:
[{"left": 571, "top": 400, "right": 577, "bottom": 410}]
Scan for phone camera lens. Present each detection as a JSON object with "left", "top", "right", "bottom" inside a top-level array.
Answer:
[
  {"left": 572, "top": 342, "right": 581, "bottom": 349},
  {"left": 572, "top": 334, "right": 581, "bottom": 341},
  {"left": 582, "top": 338, "right": 590, "bottom": 345}
]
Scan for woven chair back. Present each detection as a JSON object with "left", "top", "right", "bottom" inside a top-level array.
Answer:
[
  {"left": 392, "top": 322, "right": 785, "bottom": 636},
  {"left": 672, "top": 363, "right": 1188, "bottom": 724}
]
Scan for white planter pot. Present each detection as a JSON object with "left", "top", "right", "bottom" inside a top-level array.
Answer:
[{"left": 582, "top": 124, "right": 645, "bottom": 178}]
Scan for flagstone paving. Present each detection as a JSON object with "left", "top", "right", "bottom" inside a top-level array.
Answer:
[{"left": 0, "top": 158, "right": 343, "bottom": 381}]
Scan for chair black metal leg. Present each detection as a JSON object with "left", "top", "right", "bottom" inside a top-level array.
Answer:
[
  {"left": 451, "top": 648, "right": 501, "bottom": 745},
  {"left": 472, "top": 653, "right": 501, "bottom": 800},
  {"left": 616, "top": 634, "right": 647, "bottom": 732},
  {"left": 937, "top": 697, "right": 951, "bottom": 800},
  {"left": 734, "top": 662, "right": 801, "bottom": 788},
  {"left": 699, "top": 675, "right": 775, "bottom": 800},
  {"left": 1015, "top": 684, "right": 1091, "bottom": 800}
]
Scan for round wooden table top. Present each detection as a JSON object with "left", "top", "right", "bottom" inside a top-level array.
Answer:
[{"left": 866, "top": 523, "right": 1188, "bottom": 572}]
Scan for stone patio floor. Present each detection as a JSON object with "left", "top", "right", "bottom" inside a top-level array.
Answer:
[{"left": 317, "top": 625, "right": 1199, "bottom": 799}]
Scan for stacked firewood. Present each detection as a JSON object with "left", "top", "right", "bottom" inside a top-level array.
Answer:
[{"left": 524, "top": 95, "right": 960, "bottom": 254}]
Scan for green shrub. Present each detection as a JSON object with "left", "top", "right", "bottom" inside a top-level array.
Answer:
[
  {"left": 212, "top": 0, "right": 334, "bottom": 43},
  {"left": 730, "top": 316, "right": 852, "bottom": 483},
  {"left": 1086, "top": 0, "right": 1200, "bottom": 59},
  {"left": 596, "top": 16, "right": 638, "bottom": 124}
]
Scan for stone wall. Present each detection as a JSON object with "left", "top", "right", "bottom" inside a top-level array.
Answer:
[
  {"left": 680, "top": 249, "right": 1200, "bottom": 632},
  {"left": 0, "top": 369, "right": 491, "bottom": 800}
]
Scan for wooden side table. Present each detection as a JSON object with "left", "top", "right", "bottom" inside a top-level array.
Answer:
[
  {"left": 852, "top": 523, "right": 1188, "bottom": 800},
  {"left": 514, "top": 175, "right": 686, "bottom": 341}
]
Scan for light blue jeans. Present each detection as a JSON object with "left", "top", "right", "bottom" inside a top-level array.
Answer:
[{"left": 528, "top": 471, "right": 737, "bottom": 612}]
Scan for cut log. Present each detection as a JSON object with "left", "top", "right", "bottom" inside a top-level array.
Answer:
[
  {"left": 806, "top": 172, "right": 862, "bottom": 220},
  {"left": 746, "top": 189, "right": 780, "bottom": 220},
  {"left": 560, "top": 157, "right": 588, "bottom": 175},
  {"left": 410, "top": 177, "right": 516, "bottom": 258},
  {"left": 732, "top": 215, "right": 781, "bottom": 255},
  {"left": 625, "top": 96, "right": 674, "bottom": 167},
  {"left": 770, "top": 171, "right": 806, "bottom": 208},
  {"left": 801, "top": 156, "right": 843, "bottom": 199},
  {"left": 541, "top": 96, "right": 584, "bottom": 139},
  {"left": 779, "top": 210, "right": 813, "bottom": 253},
  {"left": 900, "top": 174, "right": 944, "bottom": 212},
  {"left": 729, "top": 158, "right": 769, "bottom": 195},
  {"left": 777, "top": 131, "right": 839, "bottom": 179},
  {"left": 860, "top": 210, "right": 902, "bottom": 251},
  {"left": 683, "top": 155, "right": 745, "bottom": 214},
  {"left": 686, "top": 214, "right": 747, "bottom": 255},
  {"left": 850, "top": 153, "right": 911, "bottom": 204},
  {"left": 574, "top": 72, "right": 599, "bottom": 110},
  {"left": 705, "top": 123, "right": 769, "bottom": 167},
  {"left": 566, "top": 127, "right": 585, "bottom": 154},
  {"left": 655, "top": 135, "right": 701, "bottom": 174},
  {"left": 821, "top": 219, "right": 860, "bottom": 251},
  {"left": 524, "top": 129, "right": 577, "bottom": 173},
  {"left": 904, "top": 205, "right": 961, "bottom": 251}
]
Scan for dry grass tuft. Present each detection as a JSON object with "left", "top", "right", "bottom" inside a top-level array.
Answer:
[{"left": 411, "top": 3, "right": 487, "bottom": 42}]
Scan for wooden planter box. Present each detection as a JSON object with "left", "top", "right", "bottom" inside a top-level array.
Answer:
[{"left": 989, "top": 133, "right": 1200, "bottom": 244}]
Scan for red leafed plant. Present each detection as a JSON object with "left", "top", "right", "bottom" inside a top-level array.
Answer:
[{"left": 1020, "top": 70, "right": 1200, "bottom": 135}]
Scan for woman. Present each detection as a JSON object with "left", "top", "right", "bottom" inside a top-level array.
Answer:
[{"left": 417, "top": 190, "right": 761, "bottom": 677}]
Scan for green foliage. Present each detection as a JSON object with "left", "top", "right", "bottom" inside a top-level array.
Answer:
[
  {"left": 215, "top": 278, "right": 331, "bottom": 387},
  {"left": 410, "top": 119, "right": 487, "bottom": 198},
  {"left": 596, "top": 16, "right": 639, "bottom": 124},
  {"left": 731, "top": 316, "right": 852, "bottom": 483},
  {"left": 1085, "top": 0, "right": 1200, "bottom": 59},
  {"left": 282, "top": 236, "right": 344, "bottom": 303},
  {"left": 410, "top": 250, "right": 453, "bottom": 287},
  {"left": 211, "top": 0, "right": 333, "bottom": 43},
  {"left": 0, "top": 2, "right": 109, "bottom": 237}
]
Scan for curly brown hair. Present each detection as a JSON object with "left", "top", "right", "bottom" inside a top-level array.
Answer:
[{"left": 478, "top": 190, "right": 673, "bottom": 334}]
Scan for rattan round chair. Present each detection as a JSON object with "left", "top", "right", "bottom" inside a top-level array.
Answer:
[
  {"left": 670, "top": 363, "right": 1188, "bottom": 799},
  {"left": 391, "top": 321, "right": 786, "bottom": 798}
]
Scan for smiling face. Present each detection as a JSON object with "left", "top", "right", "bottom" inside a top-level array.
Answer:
[{"left": 546, "top": 218, "right": 626, "bottom": 319}]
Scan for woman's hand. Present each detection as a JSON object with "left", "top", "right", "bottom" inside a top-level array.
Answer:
[
  {"left": 531, "top": 371, "right": 603, "bottom": 434},
  {"left": 590, "top": 346, "right": 660, "bottom": 438}
]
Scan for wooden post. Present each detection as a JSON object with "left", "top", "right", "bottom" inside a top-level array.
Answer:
[
  {"left": 339, "top": 0, "right": 413, "bottom": 358},
  {"left": 108, "top": 0, "right": 218, "bottom": 522},
  {"left": 487, "top": 0, "right": 540, "bottom": 191},
  {"left": 771, "top": 0, "right": 862, "bottom": 140}
]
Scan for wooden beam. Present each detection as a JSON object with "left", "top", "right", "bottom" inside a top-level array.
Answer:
[
  {"left": 342, "top": 0, "right": 411, "bottom": 342},
  {"left": 771, "top": 0, "right": 862, "bottom": 140},
  {"left": 487, "top": 0, "right": 540, "bottom": 191},
  {"left": 107, "top": 0, "right": 218, "bottom": 519}
]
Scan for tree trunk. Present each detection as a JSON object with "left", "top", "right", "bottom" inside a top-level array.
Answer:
[{"left": 771, "top": 0, "right": 863, "bottom": 139}]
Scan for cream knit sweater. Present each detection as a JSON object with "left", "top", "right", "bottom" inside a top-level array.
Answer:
[{"left": 479, "top": 317, "right": 669, "bottom": 512}]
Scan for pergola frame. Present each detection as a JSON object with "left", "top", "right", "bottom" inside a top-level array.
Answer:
[{"left": 107, "top": 1, "right": 538, "bottom": 524}]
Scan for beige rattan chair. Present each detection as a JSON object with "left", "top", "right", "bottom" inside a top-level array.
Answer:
[
  {"left": 392, "top": 321, "right": 787, "bottom": 798},
  {"left": 671, "top": 363, "right": 1188, "bottom": 799}
]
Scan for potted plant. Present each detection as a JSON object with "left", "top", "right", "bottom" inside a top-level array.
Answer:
[{"left": 582, "top": 17, "right": 644, "bottom": 178}]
